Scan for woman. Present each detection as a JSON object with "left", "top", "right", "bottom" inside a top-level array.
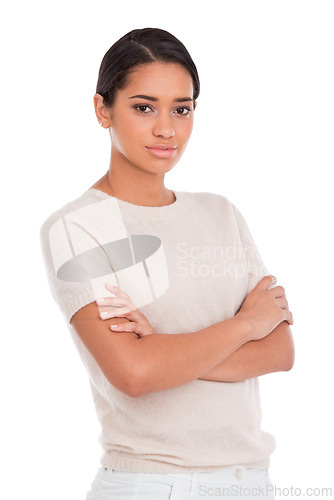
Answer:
[{"left": 40, "top": 27, "right": 294, "bottom": 500}]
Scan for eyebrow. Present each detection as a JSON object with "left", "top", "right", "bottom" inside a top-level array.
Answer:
[{"left": 129, "top": 94, "right": 193, "bottom": 103}]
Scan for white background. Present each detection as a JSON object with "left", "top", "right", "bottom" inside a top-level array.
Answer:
[{"left": 1, "top": 1, "right": 333, "bottom": 498}]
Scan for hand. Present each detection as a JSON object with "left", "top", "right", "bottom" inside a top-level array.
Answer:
[
  {"left": 96, "top": 283, "right": 156, "bottom": 338},
  {"left": 236, "top": 275, "right": 294, "bottom": 341}
]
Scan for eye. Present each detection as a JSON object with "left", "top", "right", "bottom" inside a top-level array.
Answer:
[
  {"left": 175, "top": 107, "right": 191, "bottom": 116},
  {"left": 133, "top": 105, "right": 152, "bottom": 114}
]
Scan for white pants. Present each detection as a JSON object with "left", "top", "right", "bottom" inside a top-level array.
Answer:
[{"left": 85, "top": 464, "right": 275, "bottom": 499}]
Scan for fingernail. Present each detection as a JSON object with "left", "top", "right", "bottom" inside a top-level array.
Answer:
[
  {"left": 100, "top": 312, "right": 109, "bottom": 318},
  {"left": 96, "top": 298, "right": 105, "bottom": 305},
  {"left": 110, "top": 325, "right": 118, "bottom": 329}
]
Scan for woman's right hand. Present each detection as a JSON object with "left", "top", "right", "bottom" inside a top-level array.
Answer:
[
  {"left": 236, "top": 275, "right": 293, "bottom": 341},
  {"left": 96, "top": 283, "right": 156, "bottom": 338}
]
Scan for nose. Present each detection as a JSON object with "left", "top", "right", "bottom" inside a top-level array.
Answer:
[{"left": 152, "top": 113, "right": 175, "bottom": 139}]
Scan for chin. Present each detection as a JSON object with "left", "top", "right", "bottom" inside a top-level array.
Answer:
[
  {"left": 132, "top": 155, "right": 179, "bottom": 173},
  {"left": 152, "top": 157, "right": 179, "bottom": 170},
  {"left": 141, "top": 163, "right": 176, "bottom": 174}
]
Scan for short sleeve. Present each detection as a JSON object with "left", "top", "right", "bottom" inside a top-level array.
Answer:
[
  {"left": 231, "top": 203, "right": 275, "bottom": 295},
  {"left": 40, "top": 219, "right": 110, "bottom": 325},
  {"left": 39, "top": 195, "right": 134, "bottom": 324},
  {"left": 39, "top": 196, "right": 169, "bottom": 325}
]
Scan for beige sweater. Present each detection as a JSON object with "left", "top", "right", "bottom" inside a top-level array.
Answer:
[{"left": 39, "top": 187, "right": 276, "bottom": 473}]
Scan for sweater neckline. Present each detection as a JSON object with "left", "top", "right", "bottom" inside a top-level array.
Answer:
[{"left": 85, "top": 187, "right": 190, "bottom": 220}]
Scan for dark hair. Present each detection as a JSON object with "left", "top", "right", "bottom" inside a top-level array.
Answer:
[{"left": 96, "top": 27, "right": 200, "bottom": 109}]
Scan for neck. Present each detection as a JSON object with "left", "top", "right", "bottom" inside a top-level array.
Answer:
[{"left": 91, "top": 154, "right": 176, "bottom": 207}]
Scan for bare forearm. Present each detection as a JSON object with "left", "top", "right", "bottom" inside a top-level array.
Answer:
[
  {"left": 134, "top": 316, "right": 252, "bottom": 396},
  {"left": 199, "top": 321, "right": 295, "bottom": 382}
]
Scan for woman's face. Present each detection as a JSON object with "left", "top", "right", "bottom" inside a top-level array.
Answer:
[{"left": 102, "top": 61, "right": 195, "bottom": 175}]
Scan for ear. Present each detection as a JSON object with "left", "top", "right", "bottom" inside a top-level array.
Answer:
[
  {"left": 93, "top": 93, "right": 112, "bottom": 128},
  {"left": 193, "top": 100, "right": 197, "bottom": 110}
]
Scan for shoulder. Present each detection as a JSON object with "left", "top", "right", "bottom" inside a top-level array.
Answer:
[
  {"left": 39, "top": 188, "right": 113, "bottom": 244},
  {"left": 40, "top": 189, "right": 99, "bottom": 234}
]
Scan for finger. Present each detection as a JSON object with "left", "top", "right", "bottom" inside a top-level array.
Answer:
[
  {"left": 276, "top": 297, "right": 289, "bottom": 310},
  {"left": 105, "top": 283, "right": 129, "bottom": 299},
  {"left": 99, "top": 305, "right": 136, "bottom": 320},
  {"left": 115, "top": 308, "right": 143, "bottom": 322},
  {"left": 99, "top": 309, "right": 119, "bottom": 320},
  {"left": 268, "top": 285, "right": 285, "bottom": 298},
  {"left": 284, "top": 310, "right": 294, "bottom": 325},
  {"left": 114, "top": 305, "right": 138, "bottom": 316},
  {"left": 109, "top": 322, "right": 137, "bottom": 332},
  {"left": 96, "top": 296, "right": 128, "bottom": 307},
  {"left": 109, "top": 322, "right": 153, "bottom": 337},
  {"left": 258, "top": 275, "right": 277, "bottom": 291}
]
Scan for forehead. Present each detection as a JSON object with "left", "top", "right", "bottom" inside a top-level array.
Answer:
[{"left": 123, "top": 62, "right": 193, "bottom": 98}]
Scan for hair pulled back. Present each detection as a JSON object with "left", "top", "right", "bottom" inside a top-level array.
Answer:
[{"left": 96, "top": 28, "right": 200, "bottom": 109}]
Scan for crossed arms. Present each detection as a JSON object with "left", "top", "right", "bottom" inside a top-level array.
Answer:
[
  {"left": 76, "top": 280, "right": 295, "bottom": 394},
  {"left": 198, "top": 320, "right": 294, "bottom": 383}
]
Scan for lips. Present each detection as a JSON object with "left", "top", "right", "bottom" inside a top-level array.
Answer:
[
  {"left": 145, "top": 145, "right": 177, "bottom": 159},
  {"left": 146, "top": 145, "right": 177, "bottom": 150}
]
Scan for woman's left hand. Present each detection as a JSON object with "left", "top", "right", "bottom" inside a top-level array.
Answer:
[{"left": 96, "top": 283, "right": 156, "bottom": 337}]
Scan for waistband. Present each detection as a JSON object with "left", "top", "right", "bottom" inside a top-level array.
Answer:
[{"left": 103, "top": 465, "right": 268, "bottom": 484}]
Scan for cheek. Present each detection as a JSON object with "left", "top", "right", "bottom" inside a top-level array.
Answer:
[
  {"left": 112, "top": 113, "right": 145, "bottom": 146},
  {"left": 176, "top": 118, "right": 194, "bottom": 143},
  {"left": 124, "top": 118, "right": 149, "bottom": 149}
]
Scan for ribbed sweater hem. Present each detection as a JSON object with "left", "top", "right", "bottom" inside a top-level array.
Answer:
[
  {"left": 100, "top": 452, "right": 270, "bottom": 473},
  {"left": 63, "top": 290, "right": 96, "bottom": 324}
]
